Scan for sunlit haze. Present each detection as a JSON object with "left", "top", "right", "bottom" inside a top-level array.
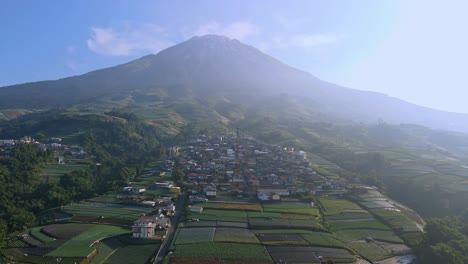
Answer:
[{"left": 1, "top": 0, "right": 467, "bottom": 113}]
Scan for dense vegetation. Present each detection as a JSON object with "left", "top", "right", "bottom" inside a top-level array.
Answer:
[
  {"left": 417, "top": 216, "right": 468, "bottom": 264},
  {"left": 0, "top": 111, "right": 161, "bottom": 249}
]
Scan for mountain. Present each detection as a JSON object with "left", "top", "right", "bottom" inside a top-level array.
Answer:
[{"left": 2, "top": 34, "right": 468, "bottom": 133}]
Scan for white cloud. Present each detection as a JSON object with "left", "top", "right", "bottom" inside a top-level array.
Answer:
[
  {"left": 87, "top": 24, "right": 172, "bottom": 56},
  {"left": 192, "top": 21, "right": 258, "bottom": 41}
]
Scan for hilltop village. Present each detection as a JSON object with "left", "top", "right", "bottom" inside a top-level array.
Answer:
[{"left": 179, "top": 134, "right": 345, "bottom": 202}]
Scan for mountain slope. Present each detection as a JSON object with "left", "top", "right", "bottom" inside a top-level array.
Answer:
[{"left": 1, "top": 34, "right": 468, "bottom": 132}]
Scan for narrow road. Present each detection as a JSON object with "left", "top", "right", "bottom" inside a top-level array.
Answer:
[{"left": 153, "top": 192, "right": 186, "bottom": 264}]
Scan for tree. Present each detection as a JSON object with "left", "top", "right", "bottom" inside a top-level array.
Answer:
[
  {"left": 0, "top": 219, "right": 7, "bottom": 249},
  {"left": 173, "top": 168, "right": 185, "bottom": 186}
]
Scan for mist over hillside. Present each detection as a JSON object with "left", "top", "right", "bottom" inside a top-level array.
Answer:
[{"left": 1, "top": 34, "right": 468, "bottom": 133}]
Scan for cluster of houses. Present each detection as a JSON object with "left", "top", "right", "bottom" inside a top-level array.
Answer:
[
  {"left": 176, "top": 134, "right": 348, "bottom": 202},
  {"left": 0, "top": 136, "right": 88, "bottom": 160}
]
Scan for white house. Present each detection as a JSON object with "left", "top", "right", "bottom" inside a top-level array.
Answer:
[{"left": 132, "top": 216, "right": 159, "bottom": 238}]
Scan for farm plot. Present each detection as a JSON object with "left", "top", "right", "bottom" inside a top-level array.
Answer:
[
  {"left": 267, "top": 246, "right": 319, "bottom": 263},
  {"left": 320, "top": 198, "right": 367, "bottom": 215},
  {"left": 203, "top": 202, "right": 262, "bottom": 211},
  {"left": 190, "top": 209, "right": 248, "bottom": 223},
  {"left": 267, "top": 246, "right": 354, "bottom": 263},
  {"left": 172, "top": 242, "right": 272, "bottom": 260},
  {"left": 370, "top": 209, "right": 418, "bottom": 230},
  {"left": 300, "top": 233, "right": 347, "bottom": 248},
  {"left": 184, "top": 220, "right": 248, "bottom": 228},
  {"left": 347, "top": 241, "right": 392, "bottom": 261},
  {"left": 103, "top": 244, "right": 159, "bottom": 264},
  {"left": 174, "top": 228, "right": 216, "bottom": 244},
  {"left": 330, "top": 219, "right": 391, "bottom": 231},
  {"left": 249, "top": 218, "right": 318, "bottom": 229},
  {"left": 326, "top": 212, "right": 373, "bottom": 221},
  {"left": 47, "top": 225, "right": 130, "bottom": 257},
  {"left": 214, "top": 228, "right": 259, "bottom": 243},
  {"left": 62, "top": 203, "right": 153, "bottom": 221},
  {"left": 89, "top": 238, "right": 122, "bottom": 264},
  {"left": 42, "top": 223, "right": 95, "bottom": 239},
  {"left": 376, "top": 241, "right": 412, "bottom": 255},
  {"left": 258, "top": 234, "right": 308, "bottom": 245},
  {"left": 246, "top": 212, "right": 281, "bottom": 218},
  {"left": 336, "top": 229, "right": 403, "bottom": 243},
  {"left": 262, "top": 203, "right": 320, "bottom": 216}
]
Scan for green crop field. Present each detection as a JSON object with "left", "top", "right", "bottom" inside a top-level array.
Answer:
[
  {"left": 48, "top": 225, "right": 130, "bottom": 257},
  {"left": 326, "top": 212, "right": 373, "bottom": 221},
  {"left": 370, "top": 209, "right": 417, "bottom": 228},
  {"left": 172, "top": 242, "right": 271, "bottom": 260},
  {"left": 330, "top": 219, "right": 391, "bottom": 231},
  {"left": 103, "top": 244, "right": 159, "bottom": 264},
  {"left": 89, "top": 238, "right": 123, "bottom": 264},
  {"left": 320, "top": 198, "right": 366, "bottom": 215},
  {"left": 347, "top": 241, "right": 392, "bottom": 261},
  {"left": 214, "top": 228, "right": 259, "bottom": 244},
  {"left": 253, "top": 229, "right": 324, "bottom": 236},
  {"left": 335, "top": 229, "right": 403, "bottom": 243},
  {"left": 262, "top": 203, "right": 320, "bottom": 215},
  {"left": 249, "top": 218, "right": 318, "bottom": 229},
  {"left": 174, "top": 228, "right": 216, "bottom": 244},
  {"left": 201, "top": 209, "right": 248, "bottom": 218},
  {"left": 300, "top": 232, "right": 347, "bottom": 248}
]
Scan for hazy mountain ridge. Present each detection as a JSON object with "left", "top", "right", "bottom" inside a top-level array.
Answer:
[{"left": 2, "top": 34, "right": 468, "bottom": 132}]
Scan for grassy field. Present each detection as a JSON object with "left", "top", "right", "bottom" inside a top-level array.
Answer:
[
  {"left": 172, "top": 242, "right": 271, "bottom": 260},
  {"left": 214, "top": 228, "right": 259, "bottom": 244},
  {"left": 48, "top": 225, "right": 130, "bottom": 257}
]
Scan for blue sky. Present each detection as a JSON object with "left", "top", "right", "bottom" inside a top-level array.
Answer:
[{"left": 1, "top": 0, "right": 467, "bottom": 113}]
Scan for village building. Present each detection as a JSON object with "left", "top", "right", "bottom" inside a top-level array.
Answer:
[{"left": 132, "top": 216, "right": 159, "bottom": 238}]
